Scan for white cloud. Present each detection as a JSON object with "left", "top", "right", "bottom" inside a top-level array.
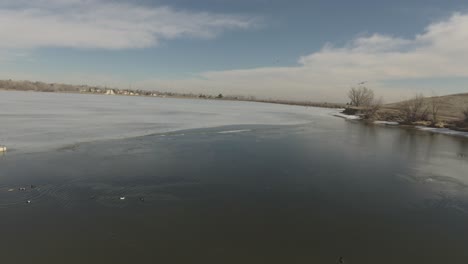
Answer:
[
  {"left": 133, "top": 12, "right": 468, "bottom": 102},
  {"left": 0, "top": 0, "right": 257, "bottom": 49},
  {"left": 2, "top": 4, "right": 468, "bottom": 102}
]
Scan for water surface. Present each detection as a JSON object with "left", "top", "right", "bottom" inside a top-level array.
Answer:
[{"left": 1, "top": 92, "right": 468, "bottom": 263}]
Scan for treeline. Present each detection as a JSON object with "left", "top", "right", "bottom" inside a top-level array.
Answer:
[
  {"left": 0, "top": 79, "right": 228, "bottom": 98},
  {"left": 344, "top": 85, "right": 468, "bottom": 130},
  {"left": 0, "top": 79, "right": 344, "bottom": 109},
  {"left": 0, "top": 79, "right": 84, "bottom": 92}
]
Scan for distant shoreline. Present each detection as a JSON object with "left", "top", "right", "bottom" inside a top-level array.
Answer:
[{"left": 0, "top": 79, "right": 344, "bottom": 109}]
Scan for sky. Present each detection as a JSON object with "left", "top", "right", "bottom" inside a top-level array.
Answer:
[{"left": 1, "top": 0, "right": 468, "bottom": 102}]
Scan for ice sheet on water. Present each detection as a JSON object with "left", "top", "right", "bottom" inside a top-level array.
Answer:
[
  {"left": 417, "top": 126, "right": 468, "bottom": 138},
  {"left": 217, "top": 129, "right": 251, "bottom": 134},
  {"left": 374, "top": 121, "right": 399, "bottom": 126},
  {"left": 332, "top": 112, "right": 361, "bottom": 120},
  {"left": 0, "top": 91, "right": 334, "bottom": 152}
]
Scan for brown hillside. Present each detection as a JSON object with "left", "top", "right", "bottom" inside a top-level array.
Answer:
[{"left": 383, "top": 93, "right": 468, "bottom": 121}]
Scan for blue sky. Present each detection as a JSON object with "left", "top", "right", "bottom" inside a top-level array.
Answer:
[{"left": 1, "top": 0, "right": 468, "bottom": 102}]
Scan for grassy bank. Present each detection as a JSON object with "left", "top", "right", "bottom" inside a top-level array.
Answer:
[{"left": 341, "top": 92, "right": 468, "bottom": 133}]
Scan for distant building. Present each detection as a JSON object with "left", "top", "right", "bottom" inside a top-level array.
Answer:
[{"left": 105, "top": 89, "right": 115, "bottom": 95}]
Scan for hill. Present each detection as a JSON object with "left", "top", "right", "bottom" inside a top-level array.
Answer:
[{"left": 382, "top": 93, "right": 468, "bottom": 122}]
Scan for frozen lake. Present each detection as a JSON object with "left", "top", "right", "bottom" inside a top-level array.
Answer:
[
  {"left": 0, "top": 91, "right": 333, "bottom": 152},
  {"left": 1, "top": 90, "right": 468, "bottom": 263}
]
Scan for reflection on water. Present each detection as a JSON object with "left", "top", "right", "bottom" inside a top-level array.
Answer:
[{"left": 1, "top": 121, "right": 468, "bottom": 263}]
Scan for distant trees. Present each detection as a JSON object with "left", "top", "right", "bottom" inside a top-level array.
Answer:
[
  {"left": 361, "top": 97, "right": 383, "bottom": 120},
  {"left": 462, "top": 106, "right": 468, "bottom": 122},
  {"left": 217, "top": 93, "right": 223, "bottom": 99},
  {"left": 347, "top": 87, "right": 375, "bottom": 107},
  {"left": 452, "top": 104, "right": 468, "bottom": 129},
  {"left": 398, "top": 93, "right": 446, "bottom": 124},
  {"left": 400, "top": 94, "right": 429, "bottom": 123},
  {"left": 343, "top": 86, "right": 467, "bottom": 128},
  {"left": 346, "top": 86, "right": 382, "bottom": 119},
  {"left": 430, "top": 93, "right": 443, "bottom": 124}
]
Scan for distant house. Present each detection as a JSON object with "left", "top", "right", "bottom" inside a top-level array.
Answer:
[{"left": 105, "top": 89, "right": 115, "bottom": 95}]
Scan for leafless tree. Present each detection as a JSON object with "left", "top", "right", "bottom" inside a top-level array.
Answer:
[
  {"left": 429, "top": 93, "right": 443, "bottom": 124},
  {"left": 400, "top": 94, "right": 429, "bottom": 123},
  {"left": 463, "top": 106, "right": 468, "bottom": 122},
  {"left": 348, "top": 86, "right": 374, "bottom": 107},
  {"left": 361, "top": 97, "right": 383, "bottom": 120}
]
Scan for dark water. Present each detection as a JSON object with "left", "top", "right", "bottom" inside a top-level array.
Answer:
[{"left": 1, "top": 119, "right": 468, "bottom": 264}]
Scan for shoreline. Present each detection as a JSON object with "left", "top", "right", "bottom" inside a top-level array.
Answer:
[
  {"left": 333, "top": 110, "right": 468, "bottom": 139},
  {"left": 0, "top": 87, "right": 345, "bottom": 109}
]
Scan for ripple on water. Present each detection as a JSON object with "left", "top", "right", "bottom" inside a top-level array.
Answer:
[
  {"left": 0, "top": 186, "right": 46, "bottom": 208},
  {"left": 0, "top": 176, "right": 197, "bottom": 209}
]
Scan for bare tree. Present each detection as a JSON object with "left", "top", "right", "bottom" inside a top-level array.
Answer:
[
  {"left": 361, "top": 97, "right": 383, "bottom": 120},
  {"left": 463, "top": 106, "right": 468, "bottom": 122},
  {"left": 345, "top": 86, "right": 382, "bottom": 119},
  {"left": 400, "top": 94, "right": 429, "bottom": 123},
  {"left": 348, "top": 87, "right": 374, "bottom": 107},
  {"left": 429, "top": 93, "right": 443, "bottom": 124}
]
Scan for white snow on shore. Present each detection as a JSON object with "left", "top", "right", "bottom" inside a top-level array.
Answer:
[
  {"left": 332, "top": 111, "right": 468, "bottom": 138},
  {"left": 374, "top": 121, "right": 399, "bottom": 126},
  {"left": 416, "top": 127, "right": 468, "bottom": 138},
  {"left": 0, "top": 91, "right": 335, "bottom": 152},
  {"left": 217, "top": 129, "right": 251, "bottom": 134},
  {"left": 332, "top": 111, "right": 361, "bottom": 120}
]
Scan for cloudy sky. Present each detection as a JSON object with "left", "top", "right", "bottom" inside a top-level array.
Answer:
[{"left": 1, "top": 0, "right": 468, "bottom": 102}]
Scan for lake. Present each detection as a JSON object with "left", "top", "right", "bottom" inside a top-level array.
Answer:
[{"left": 1, "top": 91, "right": 468, "bottom": 263}]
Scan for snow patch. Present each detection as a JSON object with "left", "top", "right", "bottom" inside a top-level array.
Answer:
[
  {"left": 416, "top": 127, "right": 468, "bottom": 138},
  {"left": 217, "top": 129, "right": 251, "bottom": 134},
  {"left": 374, "top": 121, "right": 399, "bottom": 126},
  {"left": 333, "top": 112, "right": 361, "bottom": 120}
]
